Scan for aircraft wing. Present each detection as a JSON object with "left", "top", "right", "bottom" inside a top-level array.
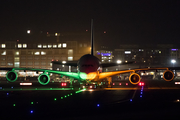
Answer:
[
  {"left": 100, "top": 61, "right": 134, "bottom": 67},
  {"left": 1, "top": 67, "right": 87, "bottom": 85},
  {"left": 98, "top": 67, "right": 169, "bottom": 80},
  {"left": 51, "top": 61, "right": 78, "bottom": 66}
]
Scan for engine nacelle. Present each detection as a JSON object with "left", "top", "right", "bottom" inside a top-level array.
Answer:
[
  {"left": 6, "top": 71, "right": 18, "bottom": 82},
  {"left": 163, "top": 70, "right": 174, "bottom": 81},
  {"left": 38, "top": 73, "right": 50, "bottom": 85},
  {"left": 129, "top": 73, "right": 141, "bottom": 85}
]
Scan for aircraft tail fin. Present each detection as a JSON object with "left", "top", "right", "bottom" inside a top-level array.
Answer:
[{"left": 91, "top": 19, "right": 94, "bottom": 56}]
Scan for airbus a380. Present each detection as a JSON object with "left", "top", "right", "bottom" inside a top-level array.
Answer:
[{"left": 1, "top": 19, "right": 175, "bottom": 86}]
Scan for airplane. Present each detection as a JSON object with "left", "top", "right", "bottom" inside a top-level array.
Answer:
[{"left": 1, "top": 19, "right": 175, "bottom": 87}]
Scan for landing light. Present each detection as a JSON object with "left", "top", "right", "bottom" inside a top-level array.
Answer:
[{"left": 117, "top": 60, "right": 122, "bottom": 64}]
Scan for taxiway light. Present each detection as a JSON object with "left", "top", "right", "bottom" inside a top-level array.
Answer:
[
  {"left": 61, "top": 97, "right": 63, "bottom": 99},
  {"left": 30, "top": 110, "right": 33, "bottom": 114},
  {"left": 13, "top": 104, "right": 16, "bottom": 106},
  {"left": 175, "top": 82, "right": 180, "bottom": 84},
  {"left": 141, "top": 92, "right": 143, "bottom": 94},
  {"left": 70, "top": 93, "right": 72, "bottom": 95},
  {"left": 54, "top": 98, "right": 57, "bottom": 101},
  {"left": 140, "top": 95, "right": 142, "bottom": 98},
  {"left": 130, "top": 99, "right": 132, "bottom": 101},
  {"left": 97, "top": 104, "right": 100, "bottom": 107},
  {"left": 20, "top": 83, "right": 32, "bottom": 85},
  {"left": 31, "top": 102, "right": 33, "bottom": 104},
  {"left": 7, "top": 93, "right": 9, "bottom": 95},
  {"left": 11, "top": 86, "right": 13, "bottom": 89}
]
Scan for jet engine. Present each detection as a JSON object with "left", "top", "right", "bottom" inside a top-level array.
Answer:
[
  {"left": 129, "top": 73, "right": 141, "bottom": 85},
  {"left": 38, "top": 73, "right": 50, "bottom": 85},
  {"left": 6, "top": 71, "right": 18, "bottom": 82},
  {"left": 163, "top": 70, "right": 174, "bottom": 81}
]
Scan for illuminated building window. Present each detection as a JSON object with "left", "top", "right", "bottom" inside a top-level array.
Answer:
[
  {"left": 43, "top": 45, "right": 47, "bottom": 48},
  {"left": 41, "top": 62, "right": 46, "bottom": 65},
  {"left": 125, "top": 51, "right": 131, "bottom": 54},
  {"left": 41, "top": 51, "right": 46, "bottom": 55},
  {"left": 63, "top": 43, "right": 66, "bottom": 48},
  {"left": 34, "top": 56, "right": 39, "bottom": 60},
  {"left": 23, "top": 44, "right": 27, "bottom": 48},
  {"left": 21, "top": 62, "right": 26, "bottom": 66},
  {"left": 15, "top": 57, "right": 19, "bottom": 61},
  {"left": 14, "top": 62, "right": 20, "bottom": 65},
  {"left": 34, "top": 62, "right": 39, "bottom": 65},
  {"left": 53, "top": 45, "right": 57, "bottom": 48},
  {"left": 41, "top": 56, "right": 46, "bottom": 59},
  {"left": 7, "top": 63, "right": 13, "bottom": 66},
  {"left": 0, "top": 62, "right": 6, "bottom": 66},
  {"left": 58, "top": 44, "right": 61, "bottom": 48},
  {"left": 1, "top": 57, "right": 5, "bottom": 60},
  {"left": 34, "top": 52, "right": 40, "bottom": 55},
  {"left": 15, "top": 52, "right": 19, "bottom": 55},
  {"left": 27, "top": 62, "right": 33, "bottom": 65},
  {"left": 1, "top": 51, "right": 6, "bottom": 55},
  {"left": 28, "top": 56, "right": 33, "bottom": 59},
  {"left": 38, "top": 44, "right": 42, "bottom": 48},
  {"left": 48, "top": 45, "right": 52, "bottom": 48},
  {"left": 68, "top": 57, "right": 73, "bottom": 61},
  {"left": 18, "top": 44, "right": 22, "bottom": 48},
  {"left": 1, "top": 44, "right": 6, "bottom": 48}
]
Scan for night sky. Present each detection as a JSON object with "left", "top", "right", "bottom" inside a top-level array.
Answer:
[{"left": 0, "top": 0, "right": 180, "bottom": 48}]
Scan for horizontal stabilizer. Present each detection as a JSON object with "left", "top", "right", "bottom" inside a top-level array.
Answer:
[{"left": 101, "top": 61, "right": 134, "bottom": 67}]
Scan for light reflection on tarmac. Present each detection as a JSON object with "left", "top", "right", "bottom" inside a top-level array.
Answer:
[{"left": 0, "top": 78, "right": 180, "bottom": 119}]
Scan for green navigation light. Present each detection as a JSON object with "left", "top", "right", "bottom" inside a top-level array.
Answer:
[{"left": 79, "top": 72, "right": 87, "bottom": 80}]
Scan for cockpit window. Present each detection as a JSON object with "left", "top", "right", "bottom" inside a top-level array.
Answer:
[{"left": 82, "top": 64, "right": 93, "bottom": 67}]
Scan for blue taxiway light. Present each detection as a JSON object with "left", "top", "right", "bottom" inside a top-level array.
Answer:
[
  {"left": 141, "top": 89, "right": 143, "bottom": 91},
  {"left": 140, "top": 95, "right": 142, "bottom": 97},
  {"left": 30, "top": 110, "right": 33, "bottom": 113},
  {"left": 11, "top": 86, "right": 13, "bottom": 89},
  {"left": 97, "top": 104, "right": 100, "bottom": 107},
  {"left": 130, "top": 99, "right": 132, "bottom": 101},
  {"left": 141, "top": 92, "right": 143, "bottom": 94},
  {"left": 0, "top": 87, "right": 2, "bottom": 89},
  {"left": 7, "top": 93, "right": 9, "bottom": 95}
]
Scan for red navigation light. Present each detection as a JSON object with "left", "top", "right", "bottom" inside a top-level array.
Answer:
[
  {"left": 138, "top": 82, "right": 145, "bottom": 86},
  {"left": 61, "top": 83, "right": 67, "bottom": 86}
]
